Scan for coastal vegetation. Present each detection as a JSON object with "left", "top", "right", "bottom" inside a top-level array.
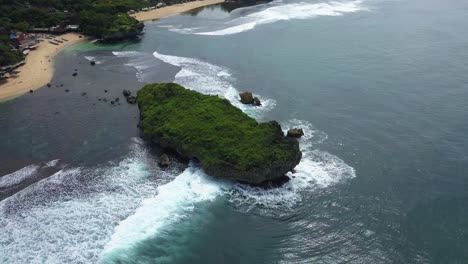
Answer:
[
  {"left": 137, "top": 83, "right": 302, "bottom": 184},
  {"left": 0, "top": 0, "right": 156, "bottom": 65},
  {"left": 0, "top": 0, "right": 149, "bottom": 40},
  {"left": 0, "top": 40, "right": 23, "bottom": 66}
]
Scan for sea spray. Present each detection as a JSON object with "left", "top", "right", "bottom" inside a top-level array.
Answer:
[
  {"left": 99, "top": 164, "right": 227, "bottom": 263},
  {"left": 226, "top": 119, "right": 355, "bottom": 215},
  {"left": 0, "top": 139, "right": 177, "bottom": 263}
]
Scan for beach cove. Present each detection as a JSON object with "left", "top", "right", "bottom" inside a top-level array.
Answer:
[{"left": 0, "top": 0, "right": 224, "bottom": 101}]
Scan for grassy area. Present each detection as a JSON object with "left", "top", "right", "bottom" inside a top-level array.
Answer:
[{"left": 137, "top": 83, "right": 300, "bottom": 182}]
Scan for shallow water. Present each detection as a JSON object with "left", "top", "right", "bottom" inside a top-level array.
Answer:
[{"left": 1, "top": 0, "right": 468, "bottom": 263}]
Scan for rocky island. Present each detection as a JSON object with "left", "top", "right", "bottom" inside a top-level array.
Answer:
[{"left": 137, "top": 83, "right": 302, "bottom": 184}]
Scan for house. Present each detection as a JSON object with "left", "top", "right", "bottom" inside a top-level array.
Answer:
[
  {"left": 65, "top": 25, "right": 79, "bottom": 31},
  {"left": 32, "top": 28, "right": 51, "bottom": 33}
]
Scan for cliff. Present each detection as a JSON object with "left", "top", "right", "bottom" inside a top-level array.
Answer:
[{"left": 137, "top": 83, "right": 302, "bottom": 184}]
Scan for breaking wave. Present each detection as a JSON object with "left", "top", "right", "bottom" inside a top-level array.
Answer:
[
  {"left": 153, "top": 51, "right": 276, "bottom": 118},
  {"left": 99, "top": 164, "right": 228, "bottom": 263},
  {"left": 0, "top": 139, "right": 179, "bottom": 263},
  {"left": 170, "top": 0, "right": 366, "bottom": 36},
  {"left": 226, "top": 119, "right": 355, "bottom": 215}
]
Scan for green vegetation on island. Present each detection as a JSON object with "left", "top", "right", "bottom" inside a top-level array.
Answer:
[{"left": 137, "top": 83, "right": 301, "bottom": 184}]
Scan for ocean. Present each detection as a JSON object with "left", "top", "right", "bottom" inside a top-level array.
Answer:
[{"left": 1, "top": 0, "right": 468, "bottom": 263}]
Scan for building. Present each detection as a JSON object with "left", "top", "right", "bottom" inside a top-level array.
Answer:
[{"left": 65, "top": 25, "right": 79, "bottom": 31}]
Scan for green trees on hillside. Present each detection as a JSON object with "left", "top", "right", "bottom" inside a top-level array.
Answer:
[
  {"left": 0, "top": 42, "right": 23, "bottom": 67},
  {"left": 79, "top": 11, "right": 141, "bottom": 40}
]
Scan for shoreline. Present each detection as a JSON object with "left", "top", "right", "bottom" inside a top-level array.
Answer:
[
  {"left": 131, "top": 0, "right": 224, "bottom": 22},
  {"left": 0, "top": 0, "right": 224, "bottom": 101},
  {"left": 0, "top": 33, "right": 85, "bottom": 101}
]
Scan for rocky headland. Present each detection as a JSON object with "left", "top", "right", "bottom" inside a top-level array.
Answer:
[{"left": 137, "top": 83, "right": 302, "bottom": 184}]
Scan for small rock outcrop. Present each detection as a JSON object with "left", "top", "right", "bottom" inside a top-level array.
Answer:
[
  {"left": 122, "top": 90, "right": 131, "bottom": 97},
  {"left": 287, "top": 128, "right": 304, "bottom": 138},
  {"left": 239, "top": 92, "right": 261, "bottom": 107},
  {"left": 126, "top": 96, "right": 137, "bottom": 104},
  {"left": 72, "top": 72, "right": 77, "bottom": 77},
  {"left": 239, "top": 92, "right": 254, "bottom": 104},
  {"left": 253, "top": 97, "right": 261, "bottom": 106},
  {"left": 90, "top": 61, "right": 96, "bottom": 66},
  {"left": 158, "top": 154, "right": 171, "bottom": 167}
]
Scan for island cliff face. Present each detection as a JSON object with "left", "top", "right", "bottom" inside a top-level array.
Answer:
[{"left": 137, "top": 83, "right": 302, "bottom": 184}]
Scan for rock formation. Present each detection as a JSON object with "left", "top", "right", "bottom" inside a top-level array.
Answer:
[
  {"left": 287, "top": 128, "right": 304, "bottom": 138},
  {"left": 138, "top": 83, "right": 302, "bottom": 184}
]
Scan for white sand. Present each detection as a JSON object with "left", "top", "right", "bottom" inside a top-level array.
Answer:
[
  {"left": 0, "top": 33, "right": 84, "bottom": 100},
  {"left": 132, "top": 0, "right": 224, "bottom": 22}
]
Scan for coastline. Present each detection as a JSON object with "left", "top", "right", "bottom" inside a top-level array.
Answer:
[
  {"left": 0, "top": 33, "right": 85, "bottom": 101},
  {"left": 0, "top": 0, "right": 225, "bottom": 101},
  {"left": 131, "top": 0, "right": 224, "bottom": 22}
]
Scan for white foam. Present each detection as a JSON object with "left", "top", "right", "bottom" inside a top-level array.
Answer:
[
  {"left": 226, "top": 119, "right": 355, "bottom": 215},
  {"left": 0, "top": 139, "right": 173, "bottom": 263},
  {"left": 192, "top": 0, "right": 364, "bottom": 35},
  {"left": 84, "top": 56, "right": 102, "bottom": 65},
  {"left": 283, "top": 119, "right": 355, "bottom": 187},
  {"left": 0, "top": 159, "right": 64, "bottom": 189},
  {"left": 0, "top": 165, "right": 40, "bottom": 189},
  {"left": 153, "top": 51, "right": 276, "bottom": 118},
  {"left": 99, "top": 164, "right": 226, "bottom": 261},
  {"left": 112, "top": 51, "right": 158, "bottom": 82},
  {"left": 45, "top": 159, "right": 60, "bottom": 167},
  {"left": 168, "top": 26, "right": 203, "bottom": 34}
]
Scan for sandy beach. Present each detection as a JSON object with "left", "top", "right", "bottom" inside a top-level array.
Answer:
[
  {"left": 131, "top": 0, "right": 224, "bottom": 22},
  {"left": 0, "top": 33, "right": 84, "bottom": 100}
]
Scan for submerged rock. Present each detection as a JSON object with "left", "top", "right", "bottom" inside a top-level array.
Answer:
[
  {"left": 126, "top": 96, "right": 137, "bottom": 104},
  {"left": 90, "top": 61, "right": 96, "bottom": 66},
  {"left": 239, "top": 91, "right": 254, "bottom": 104},
  {"left": 137, "top": 83, "right": 302, "bottom": 184},
  {"left": 287, "top": 128, "right": 304, "bottom": 138},
  {"left": 123, "top": 89, "right": 131, "bottom": 97},
  {"left": 72, "top": 72, "right": 77, "bottom": 77},
  {"left": 158, "top": 154, "right": 171, "bottom": 167}
]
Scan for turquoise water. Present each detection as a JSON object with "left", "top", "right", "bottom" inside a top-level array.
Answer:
[{"left": 1, "top": 0, "right": 468, "bottom": 263}]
